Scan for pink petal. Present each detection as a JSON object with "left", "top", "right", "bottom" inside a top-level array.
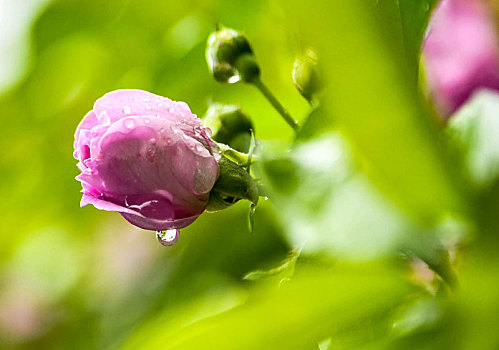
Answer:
[
  {"left": 93, "top": 89, "right": 202, "bottom": 128},
  {"left": 74, "top": 110, "right": 98, "bottom": 149},
  {"left": 424, "top": 0, "right": 499, "bottom": 115}
]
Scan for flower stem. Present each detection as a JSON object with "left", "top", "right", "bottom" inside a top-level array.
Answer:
[{"left": 253, "top": 78, "right": 299, "bottom": 132}]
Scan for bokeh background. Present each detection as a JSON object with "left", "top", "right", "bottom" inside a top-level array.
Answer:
[{"left": 1, "top": 0, "right": 499, "bottom": 349}]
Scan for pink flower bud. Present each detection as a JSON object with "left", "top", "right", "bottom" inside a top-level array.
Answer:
[
  {"left": 423, "top": 0, "right": 499, "bottom": 117},
  {"left": 73, "top": 90, "right": 220, "bottom": 231}
]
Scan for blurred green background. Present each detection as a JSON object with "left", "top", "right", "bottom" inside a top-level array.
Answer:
[{"left": 1, "top": 0, "right": 499, "bottom": 349}]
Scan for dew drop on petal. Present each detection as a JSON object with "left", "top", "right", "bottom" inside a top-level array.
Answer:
[
  {"left": 195, "top": 144, "right": 205, "bottom": 154},
  {"left": 123, "top": 105, "right": 132, "bottom": 114},
  {"left": 98, "top": 111, "right": 111, "bottom": 125},
  {"left": 144, "top": 118, "right": 150, "bottom": 124},
  {"left": 156, "top": 229, "right": 179, "bottom": 246},
  {"left": 145, "top": 105, "right": 152, "bottom": 110},
  {"left": 146, "top": 146, "right": 155, "bottom": 161},
  {"left": 124, "top": 119, "right": 135, "bottom": 129},
  {"left": 171, "top": 124, "right": 180, "bottom": 134}
]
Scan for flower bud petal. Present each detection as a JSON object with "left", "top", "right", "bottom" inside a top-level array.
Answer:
[
  {"left": 292, "top": 48, "right": 322, "bottom": 102},
  {"left": 74, "top": 89, "right": 220, "bottom": 231},
  {"left": 206, "top": 25, "right": 259, "bottom": 84},
  {"left": 203, "top": 104, "right": 253, "bottom": 152}
]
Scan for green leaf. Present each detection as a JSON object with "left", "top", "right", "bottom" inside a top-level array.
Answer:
[
  {"left": 243, "top": 247, "right": 302, "bottom": 283},
  {"left": 122, "top": 263, "right": 413, "bottom": 350}
]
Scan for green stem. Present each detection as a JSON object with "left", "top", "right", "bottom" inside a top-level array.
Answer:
[{"left": 253, "top": 78, "right": 299, "bottom": 132}]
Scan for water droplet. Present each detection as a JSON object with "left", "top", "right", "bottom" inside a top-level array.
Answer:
[
  {"left": 123, "top": 105, "right": 131, "bottom": 114},
  {"left": 146, "top": 148, "right": 155, "bottom": 161},
  {"left": 169, "top": 108, "right": 175, "bottom": 113},
  {"left": 182, "top": 134, "right": 189, "bottom": 141},
  {"left": 145, "top": 105, "right": 152, "bottom": 110},
  {"left": 166, "top": 137, "right": 173, "bottom": 145},
  {"left": 144, "top": 118, "right": 150, "bottom": 124},
  {"left": 149, "top": 138, "right": 156, "bottom": 144},
  {"left": 264, "top": 196, "right": 269, "bottom": 201},
  {"left": 98, "top": 111, "right": 111, "bottom": 125},
  {"left": 228, "top": 75, "right": 241, "bottom": 84},
  {"left": 195, "top": 144, "right": 205, "bottom": 153},
  {"left": 156, "top": 229, "right": 179, "bottom": 246},
  {"left": 248, "top": 202, "right": 257, "bottom": 233},
  {"left": 171, "top": 125, "right": 180, "bottom": 134},
  {"left": 124, "top": 119, "right": 135, "bottom": 129}
]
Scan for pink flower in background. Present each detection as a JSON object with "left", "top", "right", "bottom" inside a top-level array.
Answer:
[
  {"left": 74, "top": 90, "right": 220, "bottom": 232},
  {"left": 423, "top": 0, "right": 499, "bottom": 117}
]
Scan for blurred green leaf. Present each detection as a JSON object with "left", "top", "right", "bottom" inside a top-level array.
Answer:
[
  {"left": 122, "top": 263, "right": 413, "bottom": 350},
  {"left": 259, "top": 134, "right": 449, "bottom": 262},
  {"left": 283, "top": 0, "right": 471, "bottom": 224},
  {"left": 398, "top": 0, "right": 438, "bottom": 78},
  {"left": 295, "top": 106, "right": 332, "bottom": 142},
  {"left": 243, "top": 247, "right": 301, "bottom": 283}
]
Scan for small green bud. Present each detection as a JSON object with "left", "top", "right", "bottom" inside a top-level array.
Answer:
[
  {"left": 206, "top": 25, "right": 260, "bottom": 84},
  {"left": 234, "top": 53, "right": 260, "bottom": 83},
  {"left": 206, "top": 156, "right": 259, "bottom": 212},
  {"left": 212, "top": 62, "right": 238, "bottom": 83},
  {"left": 292, "top": 48, "right": 322, "bottom": 102},
  {"left": 204, "top": 104, "right": 254, "bottom": 152}
]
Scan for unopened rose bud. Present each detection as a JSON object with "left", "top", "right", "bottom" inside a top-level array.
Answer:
[
  {"left": 203, "top": 104, "right": 253, "bottom": 152},
  {"left": 292, "top": 48, "right": 322, "bottom": 103},
  {"left": 206, "top": 25, "right": 260, "bottom": 83},
  {"left": 423, "top": 0, "right": 499, "bottom": 117},
  {"left": 73, "top": 89, "right": 220, "bottom": 232}
]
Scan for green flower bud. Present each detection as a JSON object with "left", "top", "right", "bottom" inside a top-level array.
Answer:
[
  {"left": 206, "top": 25, "right": 260, "bottom": 84},
  {"left": 234, "top": 53, "right": 260, "bottom": 83},
  {"left": 206, "top": 156, "right": 259, "bottom": 212},
  {"left": 292, "top": 48, "right": 322, "bottom": 102},
  {"left": 204, "top": 104, "right": 254, "bottom": 152}
]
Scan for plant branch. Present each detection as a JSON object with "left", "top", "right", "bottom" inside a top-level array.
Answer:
[{"left": 253, "top": 78, "right": 299, "bottom": 132}]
